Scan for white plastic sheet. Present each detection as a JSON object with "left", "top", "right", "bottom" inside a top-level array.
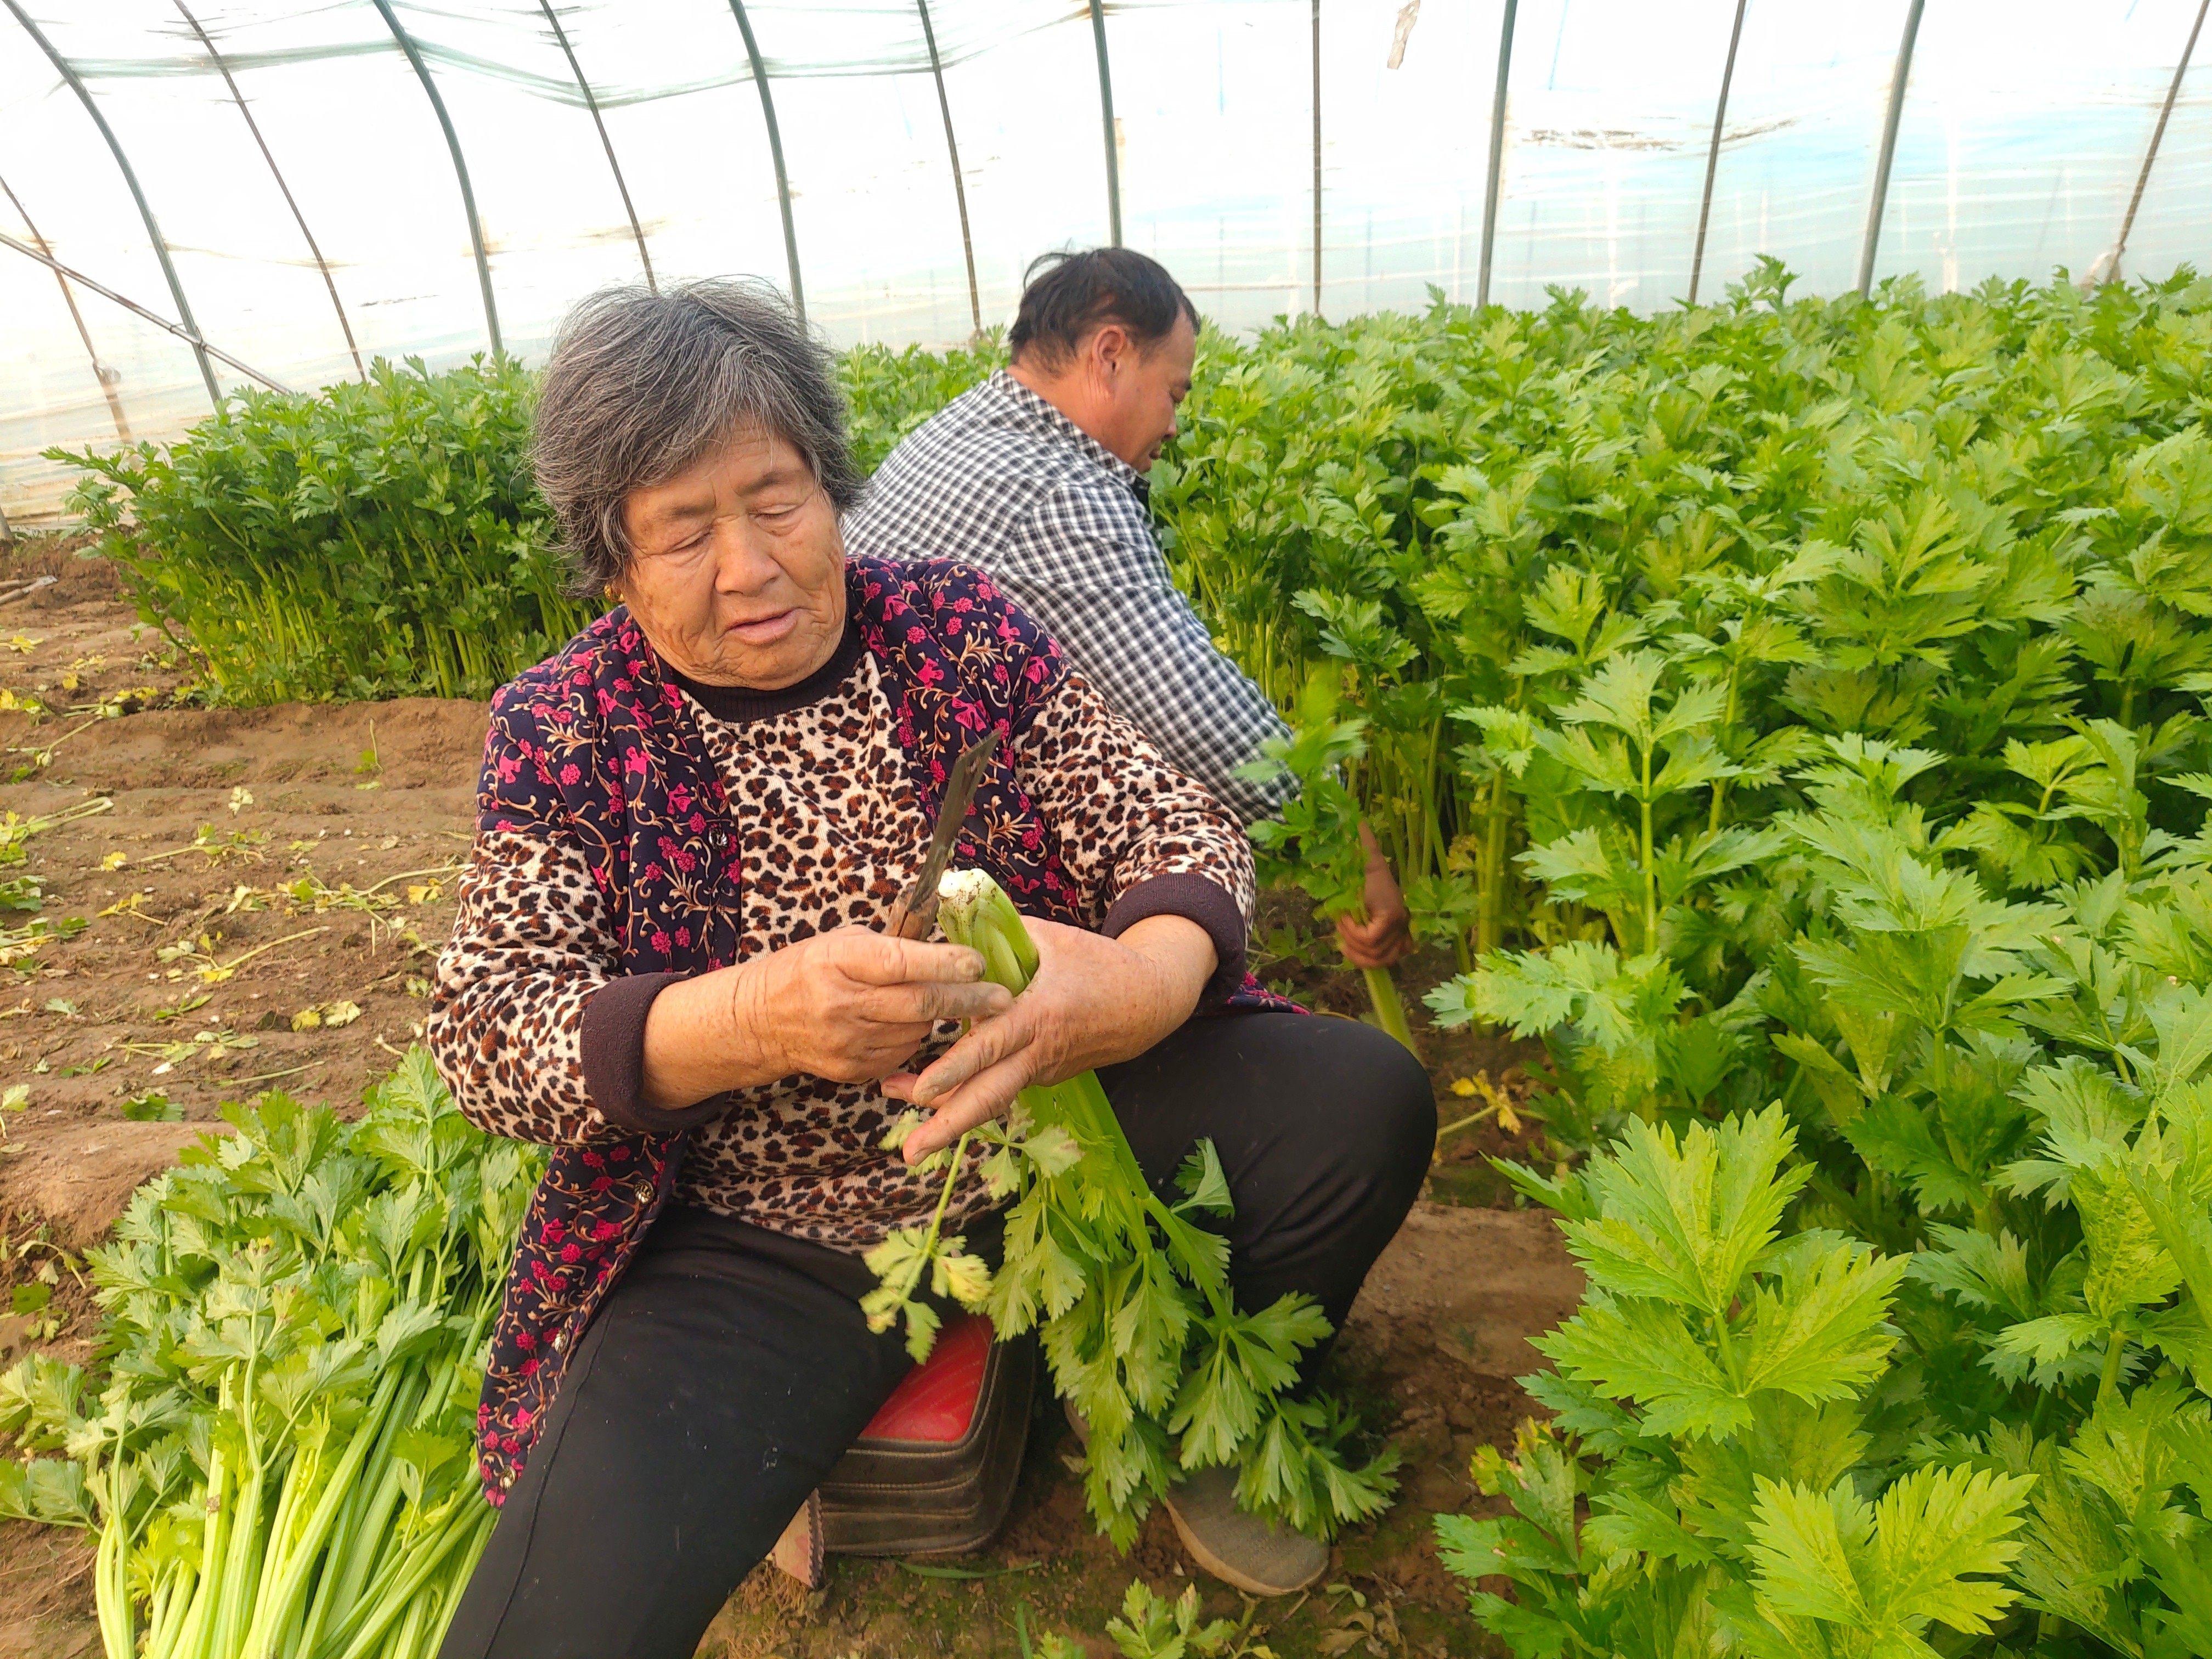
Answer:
[{"left": 3, "top": 0, "right": 2207, "bottom": 521}]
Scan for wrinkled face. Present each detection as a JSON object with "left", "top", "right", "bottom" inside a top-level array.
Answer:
[
  {"left": 1096, "top": 313, "right": 1196, "bottom": 472},
  {"left": 616, "top": 427, "right": 846, "bottom": 689}
]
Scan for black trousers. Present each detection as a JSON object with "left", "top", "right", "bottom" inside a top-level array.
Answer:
[{"left": 438, "top": 1013, "right": 1432, "bottom": 1659}]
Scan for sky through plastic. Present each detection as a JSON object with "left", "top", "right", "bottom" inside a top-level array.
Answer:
[{"left": 2, "top": 0, "right": 2207, "bottom": 520}]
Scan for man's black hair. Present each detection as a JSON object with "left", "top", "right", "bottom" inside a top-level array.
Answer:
[{"left": 1008, "top": 247, "right": 1198, "bottom": 369}]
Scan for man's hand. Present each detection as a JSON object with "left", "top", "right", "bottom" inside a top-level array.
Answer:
[
  {"left": 883, "top": 913, "right": 1215, "bottom": 1162},
  {"left": 642, "top": 927, "right": 1011, "bottom": 1111},
  {"left": 1335, "top": 821, "right": 1413, "bottom": 970}
]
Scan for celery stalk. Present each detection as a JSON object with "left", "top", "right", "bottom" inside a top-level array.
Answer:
[{"left": 917, "top": 868, "right": 1398, "bottom": 1545}]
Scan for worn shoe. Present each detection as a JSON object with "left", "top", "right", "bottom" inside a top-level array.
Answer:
[
  {"left": 1162, "top": 1465, "right": 1330, "bottom": 1596},
  {"left": 1062, "top": 1399, "right": 1330, "bottom": 1596}
]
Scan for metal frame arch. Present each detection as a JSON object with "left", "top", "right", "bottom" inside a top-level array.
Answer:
[
  {"left": 0, "top": 231, "right": 290, "bottom": 390},
  {"left": 3, "top": 0, "right": 221, "bottom": 405},
  {"left": 1311, "top": 0, "right": 1322, "bottom": 317},
  {"left": 1, "top": 170, "right": 130, "bottom": 438},
  {"left": 1475, "top": 0, "right": 1518, "bottom": 308},
  {"left": 1688, "top": 0, "right": 1748, "bottom": 307},
  {"left": 2107, "top": 0, "right": 2211, "bottom": 284},
  {"left": 1857, "top": 0, "right": 1925, "bottom": 300},
  {"left": 916, "top": 0, "right": 980, "bottom": 337},
  {"left": 1087, "top": 0, "right": 1122, "bottom": 246},
  {"left": 539, "top": 0, "right": 655, "bottom": 293},
  {"left": 174, "top": 1, "right": 364, "bottom": 380},
  {"left": 370, "top": 0, "right": 502, "bottom": 355},
  {"left": 725, "top": 1, "right": 804, "bottom": 321}
]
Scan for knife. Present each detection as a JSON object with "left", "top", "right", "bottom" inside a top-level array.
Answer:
[{"left": 884, "top": 729, "right": 1001, "bottom": 940}]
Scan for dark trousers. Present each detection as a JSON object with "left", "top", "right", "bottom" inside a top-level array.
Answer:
[{"left": 437, "top": 1012, "right": 1432, "bottom": 1659}]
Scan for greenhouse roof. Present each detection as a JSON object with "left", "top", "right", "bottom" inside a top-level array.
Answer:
[{"left": 3, "top": 0, "right": 2208, "bottom": 522}]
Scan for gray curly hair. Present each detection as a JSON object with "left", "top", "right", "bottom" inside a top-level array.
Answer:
[{"left": 532, "top": 279, "right": 863, "bottom": 594}]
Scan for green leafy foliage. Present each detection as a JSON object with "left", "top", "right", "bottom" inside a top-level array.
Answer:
[
  {"left": 1438, "top": 1115, "right": 2034, "bottom": 1659},
  {"left": 1402, "top": 266, "right": 2212, "bottom": 1658},
  {"left": 841, "top": 333, "right": 1006, "bottom": 476},
  {"left": 54, "top": 358, "right": 589, "bottom": 703},
  {"left": 0, "top": 1051, "right": 540, "bottom": 1659},
  {"left": 879, "top": 868, "right": 1397, "bottom": 1549},
  {"left": 49, "top": 341, "right": 1011, "bottom": 708}
]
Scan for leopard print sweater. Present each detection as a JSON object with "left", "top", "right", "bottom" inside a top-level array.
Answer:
[
  {"left": 430, "top": 557, "right": 1293, "bottom": 1502},
  {"left": 431, "top": 623, "right": 1254, "bottom": 1251}
]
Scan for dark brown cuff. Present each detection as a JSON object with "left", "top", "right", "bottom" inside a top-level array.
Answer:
[
  {"left": 1102, "top": 873, "right": 1248, "bottom": 1007},
  {"left": 580, "top": 972, "right": 728, "bottom": 1133}
]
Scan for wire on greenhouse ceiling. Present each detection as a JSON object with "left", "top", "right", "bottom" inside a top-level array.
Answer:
[
  {"left": 1686, "top": 0, "right": 1748, "bottom": 308},
  {"left": 725, "top": 1, "right": 804, "bottom": 321},
  {"left": 173, "top": 1, "right": 365, "bottom": 381},
  {"left": 1857, "top": 0, "right": 1925, "bottom": 300},
  {"left": 538, "top": 0, "right": 654, "bottom": 294},
  {"left": 1087, "top": 0, "right": 1122, "bottom": 246},
  {"left": 1475, "top": 0, "right": 1518, "bottom": 308},
  {"left": 0, "top": 232, "right": 292, "bottom": 392},
  {"left": 0, "top": 172, "right": 131, "bottom": 440},
  {"left": 915, "top": 0, "right": 980, "bottom": 337},
  {"left": 1311, "top": 0, "right": 1322, "bottom": 318},
  {"left": 2105, "top": 0, "right": 2210, "bottom": 285},
  {"left": 370, "top": 0, "right": 502, "bottom": 356},
  {"left": 2, "top": 0, "right": 221, "bottom": 406}
]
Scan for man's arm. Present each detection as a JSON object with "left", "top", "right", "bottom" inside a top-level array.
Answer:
[{"left": 1012, "top": 481, "right": 1296, "bottom": 826}]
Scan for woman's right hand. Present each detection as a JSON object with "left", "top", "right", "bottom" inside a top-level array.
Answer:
[
  {"left": 732, "top": 927, "right": 1012, "bottom": 1083},
  {"left": 642, "top": 927, "right": 1012, "bottom": 1110}
]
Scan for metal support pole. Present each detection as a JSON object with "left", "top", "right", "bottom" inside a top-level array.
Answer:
[
  {"left": 0, "top": 498, "right": 14, "bottom": 552},
  {"left": 1311, "top": 0, "right": 1323, "bottom": 317},
  {"left": 539, "top": 0, "right": 654, "bottom": 292},
  {"left": 1087, "top": 0, "right": 1122, "bottom": 246},
  {"left": 916, "top": 0, "right": 979, "bottom": 335},
  {"left": 0, "top": 232, "right": 292, "bottom": 391},
  {"left": 2108, "top": 0, "right": 2210, "bottom": 283},
  {"left": 4, "top": 0, "right": 221, "bottom": 405},
  {"left": 726, "top": 1, "right": 803, "bottom": 320},
  {"left": 371, "top": 0, "right": 501, "bottom": 354},
  {"left": 1476, "top": 0, "right": 1517, "bottom": 308},
  {"left": 1857, "top": 0, "right": 1924, "bottom": 300},
  {"left": 1688, "top": 0, "right": 1747, "bottom": 307},
  {"left": 0, "top": 172, "right": 129, "bottom": 439},
  {"left": 176, "top": 1, "right": 364, "bottom": 379}
]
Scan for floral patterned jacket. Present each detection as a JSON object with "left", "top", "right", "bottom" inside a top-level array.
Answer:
[{"left": 444, "top": 556, "right": 1293, "bottom": 1502}]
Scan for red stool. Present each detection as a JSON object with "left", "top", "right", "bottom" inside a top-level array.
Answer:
[{"left": 770, "top": 1313, "right": 1036, "bottom": 1584}]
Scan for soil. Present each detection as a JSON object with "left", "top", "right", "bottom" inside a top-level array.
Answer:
[{"left": 0, "top": 540, "right": 1576, "bottom": 1659}]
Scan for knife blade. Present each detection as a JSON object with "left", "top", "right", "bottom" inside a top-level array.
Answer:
[{"left": 885, "top": 728, "right": 1001, "bottom": 940}]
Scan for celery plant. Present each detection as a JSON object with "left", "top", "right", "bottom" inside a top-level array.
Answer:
[
  {"left": 0, "top": 1051, "right": 534, "bottom": 1659},
  {"left": 868, "top": 868, "right": 1398, "bottom": 1548}
]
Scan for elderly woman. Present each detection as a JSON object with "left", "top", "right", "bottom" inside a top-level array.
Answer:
[{"left": 428, "top": 280, "right": 1432, "bottom": 1659}]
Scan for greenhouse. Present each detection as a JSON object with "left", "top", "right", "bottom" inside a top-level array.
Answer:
[
  {"left": 4, "top": 4, "right": 2212, "bottom": 1659},
  {"left": 6, "top": 0, "right": 2212, "bottom": 519}
]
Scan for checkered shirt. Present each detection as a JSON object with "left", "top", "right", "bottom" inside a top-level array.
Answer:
[{"left": 843, "top": 370, "right": 1295, "bottom": 826}]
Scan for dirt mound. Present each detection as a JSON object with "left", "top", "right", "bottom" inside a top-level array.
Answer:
[
  {"left": 0, "top": 1522, "right": 97, "bottom": 1659},
  {"left": 49, "top": 698, "right": 486, "bottom": 794},
  {"left": 1350, "top": 1200, "right": 1582, "bottom": 1378},
  {"left": 0, "top": 554, "right": 488, "bottom": 1340},
  {"left": 0, "top": 1119, "right": 233, "bottom": 1249}
]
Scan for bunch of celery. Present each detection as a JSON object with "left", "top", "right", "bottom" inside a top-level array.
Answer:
[
  {"left": 864, "top": 869, "right": 1397, "bottom": 1548},
  {"left": 0, "top": 1049, "right": 538, "bottom": 1659}
]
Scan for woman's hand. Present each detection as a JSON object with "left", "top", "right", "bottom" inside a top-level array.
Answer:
[
  {"left": 883, "top": 913, "right": 1215, "bottom": 1163},
  {"left": 641, "top": 927, "right": 1012, "bottom": 1111}
]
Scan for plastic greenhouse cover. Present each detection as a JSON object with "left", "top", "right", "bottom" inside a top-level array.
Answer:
[{"left": 2, "top": 0, "right": 2207, "bottom": 522}]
